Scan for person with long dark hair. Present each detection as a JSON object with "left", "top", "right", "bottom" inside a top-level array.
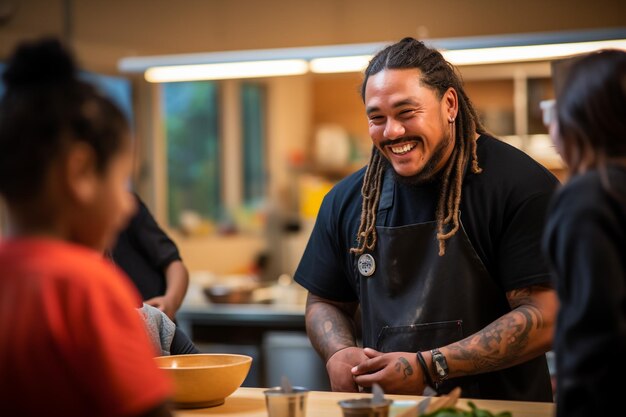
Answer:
[
  {"left": 542, "top": 49, "right": 626, "bottom": 417},
  {"left": 295, "top": 37, "right": 559, "bottom": 401}
]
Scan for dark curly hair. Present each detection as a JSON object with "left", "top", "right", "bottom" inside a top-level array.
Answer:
[{"left": 0, "top": 37, "right": 130, "bottom": 203}]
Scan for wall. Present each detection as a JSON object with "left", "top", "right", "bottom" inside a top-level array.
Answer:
[
  {"left": 1, "top": 0, "right": 624, "bottom": 72},
  {"left": 312, "top": 72, "right": 370, "bottom": 150},
  {"left": 167, "top": 230, "right": 266, "bottom": 275}
]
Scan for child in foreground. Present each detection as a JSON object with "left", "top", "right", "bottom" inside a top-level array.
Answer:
[{"left": 0, "top": 38, "right": 173, "bottom": 417}]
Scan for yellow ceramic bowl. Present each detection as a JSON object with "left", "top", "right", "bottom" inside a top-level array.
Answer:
[{"left": 155, "top": 353, "right": 253, "bottom": 408}]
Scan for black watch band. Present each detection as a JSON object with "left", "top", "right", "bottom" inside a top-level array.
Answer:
[{"left": 430, "top": 348, "right": 449, "bottom": 385}]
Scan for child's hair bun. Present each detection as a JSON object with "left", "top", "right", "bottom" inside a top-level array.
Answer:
[{"left": 2, "top": 37, "right": 77, "bottom": 88}]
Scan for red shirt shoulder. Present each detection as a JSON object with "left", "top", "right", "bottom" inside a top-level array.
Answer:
[{"left": 0, "top": 238, "right": 172, "bottom": 417}]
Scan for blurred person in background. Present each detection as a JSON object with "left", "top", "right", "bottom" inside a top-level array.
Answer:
[
  {"left": 109, "top": 192, "right": 190, "bottom": 321},
  {"left": 542, "top": 49, "right": 626, "bottom": 417},
  {"left": 0, "top": 38, "right": 172, "bottom": 417},
  {"left": 106, "top": 194, "right": 197, "bottom": 354}
]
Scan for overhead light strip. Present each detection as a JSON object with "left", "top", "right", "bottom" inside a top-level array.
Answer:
[
  {"left": 441, "top": 39, "right": 626, "bottom": 66},
  {"left": 133, "top": 29, "right": 626, "bottom": 81},
  {"left": 309, "top": 55, "right": 372, "bottom": 73},
  {"left": 306, "top": 39, "right": 626, "bottom": 73},
  {"left": 144, "top": 59, "right": 309, "bottom": 82}
]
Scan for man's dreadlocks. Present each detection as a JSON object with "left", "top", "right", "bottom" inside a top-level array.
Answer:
[{"left": 350, "top": 37, "right": 486, "bottom": 256}]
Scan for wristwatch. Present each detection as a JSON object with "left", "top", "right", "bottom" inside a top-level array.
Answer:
[{"left": 430, "top": 348, "right": 449, "bottom": 385}]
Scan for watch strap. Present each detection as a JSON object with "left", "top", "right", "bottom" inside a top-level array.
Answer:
[{"left": 416, "top": 351, "right": 436, "bottom": 390}]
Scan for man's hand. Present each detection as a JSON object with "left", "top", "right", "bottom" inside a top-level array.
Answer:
[
  {"left": 326, "top": 347, "right": 368, "bottom": 392},
  {"left": 351, "top": 348, "right": 425, "bottom": 395}
]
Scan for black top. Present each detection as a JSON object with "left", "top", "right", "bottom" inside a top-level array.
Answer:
[
  {"left": 295, "top": 134, "right": 559, "bottom": 300},
  {"left": 542, "top": 166, "right": 626, "bottom": 417},
  {"left": 111, "top": 194, "right": 182, "bottom": 302}
]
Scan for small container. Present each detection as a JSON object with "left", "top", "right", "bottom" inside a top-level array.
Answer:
[
  {"left": 263, "top": 386, "right": 310, "bottom": 417},
  {"left": 338, "top": 398, "right": 394, "bottom": 417}
]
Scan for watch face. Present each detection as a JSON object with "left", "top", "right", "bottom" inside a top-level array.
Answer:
[
  {"left": 435, "top": 361, "right": 446, "bottom": 377},
  {"left": 432, "top": 350, "right": 449, "bottom": 379}
]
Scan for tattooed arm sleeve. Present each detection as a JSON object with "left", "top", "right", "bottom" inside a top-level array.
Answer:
[
  {"left": 440, "top": 284, "right": 557, "bottom": 377},
  {"left": 305, "top": 292, "right": 360, "bottom": 362}
]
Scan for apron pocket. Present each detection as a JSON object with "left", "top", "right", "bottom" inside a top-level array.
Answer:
[{"left": 375, "top": 320, "right": 463, "bottom": 352}]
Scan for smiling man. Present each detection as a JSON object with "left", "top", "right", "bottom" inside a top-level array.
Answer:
[{"left": 294, "top": 38, "right": 559, "bottom": 402}]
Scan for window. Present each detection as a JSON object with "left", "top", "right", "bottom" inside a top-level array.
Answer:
[
  {"left": 241, "top": 82, "right": 267, "bottom": 204},
  {"left": 0, "top": 67, "right": 132, "bottom": 120},
  {"left": 160, "top": 80, "right": 268, "bottom": 232},
  {"left": 162, "top": 82, "right": 221, "bottom": 227}
]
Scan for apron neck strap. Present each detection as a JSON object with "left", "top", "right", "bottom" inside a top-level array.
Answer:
[{"left": 376, "top": 168, "right": 395, "bottom": 226}]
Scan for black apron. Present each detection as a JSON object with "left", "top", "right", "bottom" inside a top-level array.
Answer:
[{"left": 354, "top": 169, "right": 552, "bottom": 401}]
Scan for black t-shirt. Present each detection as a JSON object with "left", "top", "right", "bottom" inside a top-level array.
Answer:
[
  {"left": 111, "top": 194, "right": 182, "bottom": 302},
  {"left": 295, "top": 134, "right": 559, "bottom": 301},
  {"left": 542, "top": 166, "right": 626, "bottom": 417}
]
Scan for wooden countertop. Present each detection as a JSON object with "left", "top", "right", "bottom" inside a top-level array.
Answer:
[{"left": 173, "top": 387, "right": 555, "bottom": 417}]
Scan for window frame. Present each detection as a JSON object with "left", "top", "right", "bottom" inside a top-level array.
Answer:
[{"left": 148, "top": 79, "right": 268, "bottom": 231}]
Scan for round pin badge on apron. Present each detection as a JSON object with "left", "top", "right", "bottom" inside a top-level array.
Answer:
[{"left": 357, "top": 254, "right": 376, "bottom": 277}]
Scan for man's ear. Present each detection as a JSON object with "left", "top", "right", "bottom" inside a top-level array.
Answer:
[
  {"left": 443, "top": 87, "right": 458, "bottom": 121},
  {"left": 63, "top": 142, "right": 99, "bottom": 205}
]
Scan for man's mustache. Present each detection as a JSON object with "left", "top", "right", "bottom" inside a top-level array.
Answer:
[{"left": 378, "top": 136, "right": 422, "bottom": 148}]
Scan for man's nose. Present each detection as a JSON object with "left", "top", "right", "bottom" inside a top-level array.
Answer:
[{"left": 383, "top": 119, "right": 405, "bottom": 140}]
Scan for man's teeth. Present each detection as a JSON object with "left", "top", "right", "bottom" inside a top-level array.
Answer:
[{"left": 389, "top": 143, "right": 416, "bottom": 154}]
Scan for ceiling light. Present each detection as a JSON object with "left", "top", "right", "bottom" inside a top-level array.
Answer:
[
  {"left": 309, "top": 55, "right": 372, "bottom": 73},
  {"left": 308, "top": 39, "right": 626, "bottom": 73},
  {"left": 144, "top": 59, "right": 309, "bottom": 82},
  {"left": 441, "top": 39, "right": 626, "bottom": 66},
  {"left": 119, "top": 28, "right": 626, "bottom": 80}
]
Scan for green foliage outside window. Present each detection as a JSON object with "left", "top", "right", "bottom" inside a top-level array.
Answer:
[
  {"left": 162, "top": 82, "right": 221, "bottom": 226},
  {"left": 241, "top": 82, "right": 266, "bottom": 204}
]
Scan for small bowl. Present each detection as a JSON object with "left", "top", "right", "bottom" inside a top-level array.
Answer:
[
  {"left": 338, "top": 398, "right": 394, "bottom": 417},
  {"left": 264, "top": 386, "right": 310, "bottom": 417},
  {"left": 203, "top": 284, "right": 256, "bottom": 304},
  {"left": 155, "top": 353, "right": 252, "bottom": 408}
]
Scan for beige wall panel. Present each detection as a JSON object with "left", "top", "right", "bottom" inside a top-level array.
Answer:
[{"left": 1, "top": 1, "right": 625, "bottom": 72}]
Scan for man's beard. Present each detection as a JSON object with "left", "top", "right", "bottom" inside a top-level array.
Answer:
[{"left": 380, "top": 131, "right": 454, "bottom": 186}]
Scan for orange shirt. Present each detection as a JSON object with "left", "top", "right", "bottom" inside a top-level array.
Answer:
[{"left": 0, "top": 238, "right": 172, "bottom": 417}]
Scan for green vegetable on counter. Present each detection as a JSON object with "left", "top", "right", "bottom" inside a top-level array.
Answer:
[{"left": 423, "top": 401, "right": 512, "bottom": 417}]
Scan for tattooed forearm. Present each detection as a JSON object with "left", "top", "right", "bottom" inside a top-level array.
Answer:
[
  {"left": 394, "top": 357, "right": 414, "bottom": 380},
  {"left": 305, "top": 293, "right": 359, "bottom": 361},
  {"left": 445, "top": 285, "right": 551, "bottom": 376}
]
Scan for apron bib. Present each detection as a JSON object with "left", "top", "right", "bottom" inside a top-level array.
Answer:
[{"left": 353, "top": 169, "right": 552, "bottom": 401}]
